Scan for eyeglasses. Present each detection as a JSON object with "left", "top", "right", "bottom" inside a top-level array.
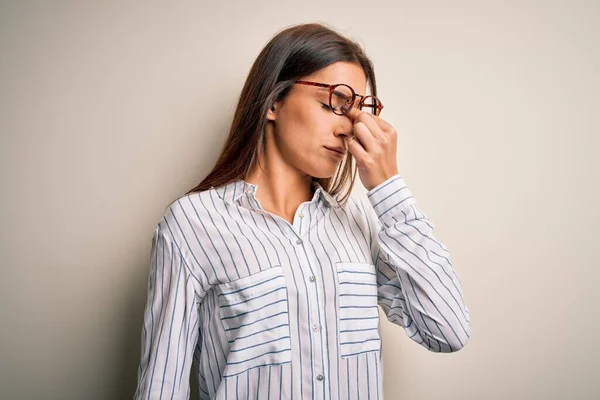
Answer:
[{"left": 294, "top": 80, "right": 384, "bottom": 116}]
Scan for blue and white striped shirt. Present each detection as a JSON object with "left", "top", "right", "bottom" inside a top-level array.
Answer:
[{"left": 134, "top": 173, "right": 470, "bottom": 399}]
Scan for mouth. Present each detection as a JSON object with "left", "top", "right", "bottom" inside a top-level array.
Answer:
[{"left": 324, "top": 146, "right": 346, "bottom": 157}]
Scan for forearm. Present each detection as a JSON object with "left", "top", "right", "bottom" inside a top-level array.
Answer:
[{"left": 365, "top": 174, "right": 470, "bottom": 352}]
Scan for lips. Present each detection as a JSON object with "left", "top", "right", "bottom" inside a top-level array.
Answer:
[{"left": 324, "top": 146, "right": 347, "bottom": 156}]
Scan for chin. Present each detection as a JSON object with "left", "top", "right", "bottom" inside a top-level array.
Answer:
[
  {"left": 293, "top": 152, "right": 344, "bottom": 179},
  {"left": 304, "top": 163, "right": 340, "bottom": 179}
]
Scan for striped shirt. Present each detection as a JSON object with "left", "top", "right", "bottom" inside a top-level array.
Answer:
[{"left": 134, "top": 173, "right": 470, "bottom": 399}]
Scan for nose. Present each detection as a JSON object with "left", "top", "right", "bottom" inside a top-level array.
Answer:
[
  {"left": 334, "top": 114, "right": 356, "bottom": 141},
  {"left": 334, "top": 130, "right": 353, "bottom": 140}
]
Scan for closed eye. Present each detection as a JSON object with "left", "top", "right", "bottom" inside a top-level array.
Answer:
[{"left": 320, "top": 103, "right": 338, "bottom": 112}]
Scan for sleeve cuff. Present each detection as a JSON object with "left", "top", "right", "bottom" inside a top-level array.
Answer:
[{"left": 366, "top": 174, "right": 415, "bottom": 225}]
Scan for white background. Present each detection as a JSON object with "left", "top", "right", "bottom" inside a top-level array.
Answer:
[{"left": 1, "top": 1, "right": 598, "bottom": 398}]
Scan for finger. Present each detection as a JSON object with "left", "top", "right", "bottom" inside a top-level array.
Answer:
[
  {"left": 364, "top": 112, "right": 394, "bottom": 132},
  {"left": 345, "top": 107, "right": 362, "bottom": 122},
  {"left": 347, "top": 105, "right": 394, "bottom": 133},
  {"left": 354, "top": 111, "right": 384, "bottom": 140},
  {"left": 347, "top": 134, "right": 368, "bottom": 161},
  {"left": 346, "top": 107, "right": 389, "bottom": 141},
  {"left": 352, "top": 121, "right": 377, "bottom": 151},
  {"left": 344, "top": 107, "right": 377, "bottom": 140}
]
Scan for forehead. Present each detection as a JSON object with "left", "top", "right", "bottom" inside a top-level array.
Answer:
[{"left": 304, "top": 62, "right": 368, "bottom": 94}]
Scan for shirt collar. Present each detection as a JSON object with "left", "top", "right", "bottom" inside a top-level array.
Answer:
[{"left": 212, "top": 179, "right": 339, "bottom": 208}]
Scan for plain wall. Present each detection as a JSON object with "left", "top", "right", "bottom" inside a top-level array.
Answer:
[{"left": 1, "top": 1, "right": 598, "bottom": 399}]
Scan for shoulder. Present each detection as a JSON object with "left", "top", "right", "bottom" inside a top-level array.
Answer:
[{"left": 155, "top": 188, "right": 217, "bottom": 245}]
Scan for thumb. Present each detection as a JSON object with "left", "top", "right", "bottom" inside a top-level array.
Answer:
[{"left": 344, "top": 106, "right": 362, "bottom": 122}]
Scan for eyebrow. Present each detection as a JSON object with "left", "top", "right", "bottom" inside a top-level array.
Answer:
[
  {"left": 316, "top": 88, "right": 331, "bottom": 98},
  {"left": 317, "top": 87, "right": 353, "bottom": 100},
  {"left": 333, "top": 89, "right": 352, "bottom": 99}
]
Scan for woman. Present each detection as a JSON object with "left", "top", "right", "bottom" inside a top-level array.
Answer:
[{"left": 134, "top": 22, "right": 470, "bottom": 400}]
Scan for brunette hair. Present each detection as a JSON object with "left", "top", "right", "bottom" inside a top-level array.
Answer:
[{"left": 185, "top": 22, "right": 378, "bottom": 206}]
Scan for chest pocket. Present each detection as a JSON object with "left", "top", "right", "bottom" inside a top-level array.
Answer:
[
  {"left": 216, "top": 265, "right": 292, "bottom": 377},
  {"left": 336, "top": 261, "right": 382, "bottom": 358}
]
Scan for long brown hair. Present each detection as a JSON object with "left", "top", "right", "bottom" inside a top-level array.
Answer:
[{"left": 185, "top": 23, "right": 378, "bottom": 206}]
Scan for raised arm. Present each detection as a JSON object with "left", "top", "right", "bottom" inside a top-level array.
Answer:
[{"left": 358, "top": 174, "right": 471, "bottom": 353}]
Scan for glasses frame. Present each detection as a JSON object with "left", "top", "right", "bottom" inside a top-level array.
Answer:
[{"left": 294, "top": 80, "right": 384, "bottom": 116}]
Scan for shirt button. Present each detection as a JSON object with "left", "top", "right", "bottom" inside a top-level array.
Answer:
[
  {"left": 296, "top": 238, "right": 302, "bottom": 245},
  {"left": 316, "top": 374, "right": 324, "bottom": 381},
  {"left": 299, "top": 213, "right": 304, "bottom": 218},
  {"left": 312, "top": 324, "right": 320, "bottom": 332},
  {"left": 309, "top": 275, "right": 315, "bottom": 282}
]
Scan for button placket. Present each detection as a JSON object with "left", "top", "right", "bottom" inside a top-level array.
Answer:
[
  {"left": 297, "top": 234, "right": 326, "bottom": 396},
  {"left": 295, "top": 205, "right": 305, "bottom": 235},
  {"left": 310, "top": 262, "right": 327, "bottom": 396}
]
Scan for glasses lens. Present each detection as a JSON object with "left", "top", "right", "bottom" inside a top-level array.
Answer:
[
  {"left": 330, "top": 84, "right": 355, "bottom": 115},
  {"left": 360, "top": 96, "right": 383, "bottom": 116}
]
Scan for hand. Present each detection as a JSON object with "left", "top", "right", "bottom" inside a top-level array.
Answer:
[{"left": 345, "top": 107, "right": 399, "bottom": 191}]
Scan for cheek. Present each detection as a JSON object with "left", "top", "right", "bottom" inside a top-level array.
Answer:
[
  {"left": 302, "top": 106, "right": 333, "bottom": 139},
  {"left": 282, "top": 107, "right": 327, "bottom": 147}
]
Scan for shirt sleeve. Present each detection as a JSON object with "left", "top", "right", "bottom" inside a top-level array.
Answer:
[
  {"left": 134, "top": 225, "right": 203, "bottom": 399},
  {"left": 357, "top": 174, "right": 471, "bottom": 353}
]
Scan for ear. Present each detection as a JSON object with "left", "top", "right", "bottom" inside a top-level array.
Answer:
[{"left": 266, "top": 101, "right": 279, "bottom": 121}]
